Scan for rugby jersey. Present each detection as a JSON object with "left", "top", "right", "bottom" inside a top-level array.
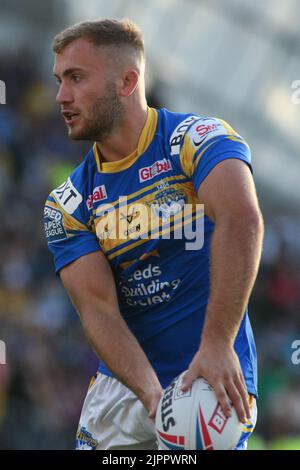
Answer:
[{"left": 44, "top": 107, "right": 257, "bottom": 394}]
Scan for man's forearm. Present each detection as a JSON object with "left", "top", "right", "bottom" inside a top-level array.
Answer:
[
  {"left": 201, "top": 210, "right": 264, "bottom": 346},
  {"left": 80, "top": 305, "right": 162, "bottom": 407}
]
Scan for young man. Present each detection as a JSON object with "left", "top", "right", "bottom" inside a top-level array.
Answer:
[{"left": 44, "top": 19, "right": 264, "bottom": 450}]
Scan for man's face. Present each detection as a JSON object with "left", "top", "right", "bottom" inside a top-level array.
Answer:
[{"left": 54, "top": 38, "right": 123, "bottom": 141}]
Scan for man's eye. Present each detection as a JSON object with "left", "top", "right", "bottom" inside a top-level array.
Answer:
[
  {"left": 72, "top": 75, "right": 81, "bottom": 83},
  {"left": 55, "top": 78, "right": 61, "bottom": 86}
]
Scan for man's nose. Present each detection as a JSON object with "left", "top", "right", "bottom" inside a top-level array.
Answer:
[{"left": 56, "top": 82, "right": 74, "bottom": 104}]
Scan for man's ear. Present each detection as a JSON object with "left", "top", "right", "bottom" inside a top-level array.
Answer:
[{"left": 118, "top": 69, "right": 139, "bottom": 97}]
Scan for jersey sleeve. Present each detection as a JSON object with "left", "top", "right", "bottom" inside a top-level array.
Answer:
[
  {"left": 44, "top": 177, "right": 100, "bottom": 274},
  {"left": 178, "top": 117, "right": 252, "bottom": 192}
]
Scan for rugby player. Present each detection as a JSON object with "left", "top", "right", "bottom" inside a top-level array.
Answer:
[{"left": 44, "top": 19, "right": 264, "bottom": 450}]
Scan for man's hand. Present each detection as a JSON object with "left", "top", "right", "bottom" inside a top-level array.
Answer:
[
  {"left": 181, "top": 341, "right": 251, "bottom": 424},
  {"left": 144, "top": 388, "right": 165, "bottom": 421}
]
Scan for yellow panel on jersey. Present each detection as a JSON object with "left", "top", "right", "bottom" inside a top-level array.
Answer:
[
  {"left": 46, "top": 199, "right": 88, "bottom": 233},
  {"left": 93, "top": 107, "right": 158, "bottom": 173},
  {"left": 44, "top": 107, "right": 257, "bottom": 402},
  {"left": 178, "top": 117, "right": 252, "bottom": 192}
]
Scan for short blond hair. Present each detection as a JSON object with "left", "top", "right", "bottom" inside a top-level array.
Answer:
[{"left": 52, "top": 18, "right": 144, "bottom": 57}]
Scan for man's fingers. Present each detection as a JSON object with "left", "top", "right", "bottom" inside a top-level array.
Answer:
[
  {"left": 148, "top": 401, "right": 161, "bottom": 421},
  {"left": 226, "top": 380, "right": 247, "bottom": 423},
  {"left": 180, "top": 366, "right": 251, "bottom": 424},
  {"left": 147, "top": 389, "right": 164, "bottom": 421},
  {"left": 213, "top": 382, "right": 232, "bottom": 419},
  {"left": 180, "top": 370, "right": 195, "bottom": 392},
  {"left": 148, "top": 408, "right": 155, "bottom": 421}
]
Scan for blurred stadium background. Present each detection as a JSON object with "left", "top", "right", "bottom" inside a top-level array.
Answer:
[{"left": 1, "top": 0, "right": 300, "bottom": 450}]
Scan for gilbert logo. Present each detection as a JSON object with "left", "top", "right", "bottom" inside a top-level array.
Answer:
[
  {"left": 86, "top": 185, "right": 107, "bottom": 210},
  {"left": 139, "top": 159, "right": 172, "bottom": 182}
]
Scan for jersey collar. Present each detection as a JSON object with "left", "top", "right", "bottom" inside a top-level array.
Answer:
[{"left": 93, "top": 107, "right": 158, "bottom": 173}]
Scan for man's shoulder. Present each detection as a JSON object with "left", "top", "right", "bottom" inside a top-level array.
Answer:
[
  {"left": 158, "top": 108, "right": 235, "bottom": 156},
  {"left": 45, "top": 147, "right": 96, "bottom": 219},
  {"left": 158, "top": 107, "right": 201, "bottom": 131},
  {"left": 160, "top": 107, "right": 232, "bottom": 128},
  {"left": 67, "top": 146, "right": 97, "bottom": 190}
]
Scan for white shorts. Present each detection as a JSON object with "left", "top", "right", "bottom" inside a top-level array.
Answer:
[
  {"left": 75, "top": 373, "right": 157, "bottom": 450},
  {"left": 75, "top": 372, "right": 257, "bottom": 451}
]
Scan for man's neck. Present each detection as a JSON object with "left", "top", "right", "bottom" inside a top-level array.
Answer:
[{"left": 96, "top": 105, "right": 148, "bottom": 163}]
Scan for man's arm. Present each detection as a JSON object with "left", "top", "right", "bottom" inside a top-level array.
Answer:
[
  {"left": 181, "top": 159, "right": 264, "bottom": 423},
  {"left": 60, "top": 250, "right": 163, "bottom": 418}
]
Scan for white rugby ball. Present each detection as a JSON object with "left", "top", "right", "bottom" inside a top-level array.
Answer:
[{"left": 155, "top": 372, "right": 243, "bottom": 450}]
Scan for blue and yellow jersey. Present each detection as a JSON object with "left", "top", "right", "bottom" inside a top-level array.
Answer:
[{"left": 44, "top": 107, "right": 257, "bottom": 394}]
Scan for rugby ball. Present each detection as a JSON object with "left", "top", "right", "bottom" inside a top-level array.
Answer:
[{"left": 155, "top": 372, "right": 243, "bottom": 450}]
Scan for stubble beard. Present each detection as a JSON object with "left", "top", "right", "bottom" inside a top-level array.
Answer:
[{"left": 69, "top": 82, "right": 123, "bottom": 142}]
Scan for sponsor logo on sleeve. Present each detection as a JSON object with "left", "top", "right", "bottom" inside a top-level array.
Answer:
[
  {"left": 169, "top": 115, "right": 200, "bottom": 155},
  {"left": 44, "top": 206, "right": 67, "bottom": 243},
  {"left": 188, "top": 118, "right": 226, "bottom": 147},
  {"left": 52, "top": 177, "right": 83, "bottom": 214},
  {"left": 86, "top": 185, "right": 107, "bottom": 210},
  {"left": 139, "top": 159, "right": 172, "bottom": 182}
]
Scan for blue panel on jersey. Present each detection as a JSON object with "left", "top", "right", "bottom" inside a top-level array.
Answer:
[
  {"left": 192, "top": 138, "right": 252, "bottom": 192},
  {"left": 48, "top": 232, "right": 101, "bottom": 274}
]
